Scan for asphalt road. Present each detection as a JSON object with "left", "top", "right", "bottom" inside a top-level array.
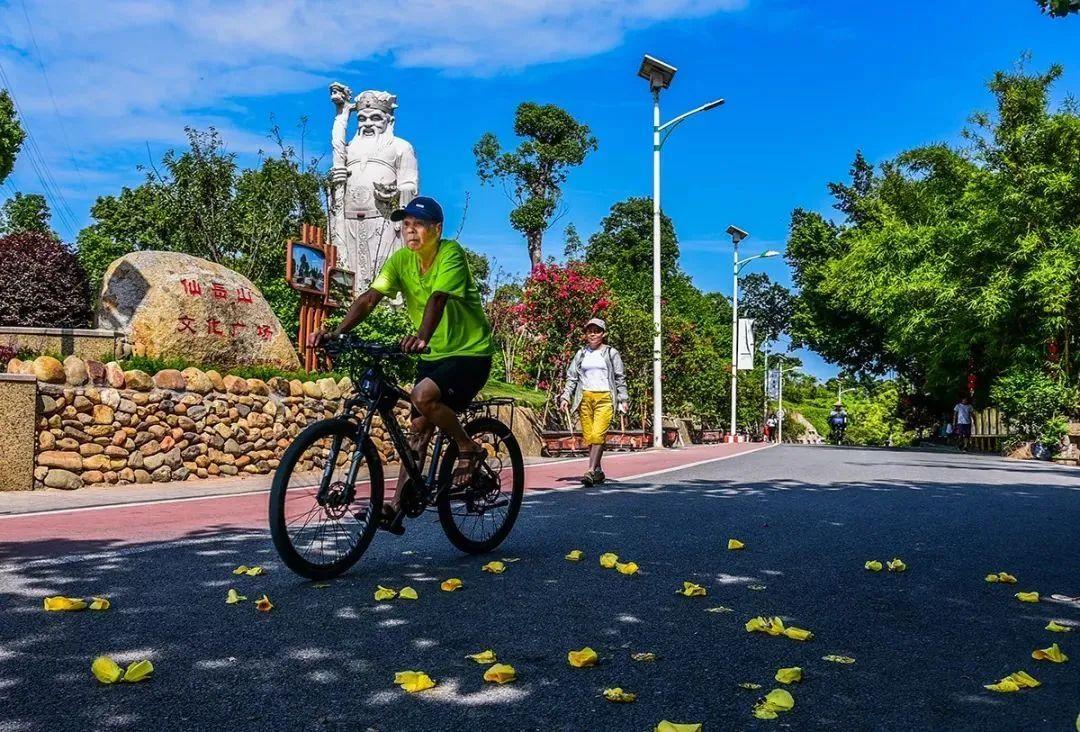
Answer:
[{"left": 1, "top": 446, "right": 1078, "bottom": 731}]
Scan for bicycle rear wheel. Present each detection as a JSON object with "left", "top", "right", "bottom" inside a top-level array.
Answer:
[
  {"left": 269, "top": 418, "right": 383, "bottom": 580},
  {"left": 437, "top": 416, "right": 524, "bottom": 554}
]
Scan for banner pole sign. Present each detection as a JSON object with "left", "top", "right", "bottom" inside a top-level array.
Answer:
[{"left": 736, "top": 318, "right": 755, "bottom": 370}]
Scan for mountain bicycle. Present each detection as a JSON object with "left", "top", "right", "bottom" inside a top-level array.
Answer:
[{"left": 269, "top": 335, "right": 525, "bottom": 580}]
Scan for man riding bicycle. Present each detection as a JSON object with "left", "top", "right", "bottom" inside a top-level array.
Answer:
[{"left": 310, "top": 195, "right": 494, "bottom": 534}]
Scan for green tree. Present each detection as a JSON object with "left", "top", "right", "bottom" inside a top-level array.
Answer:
[
  {"left": 0, "top": 90, "right": 24, "bottom": 186},
  {"left": 739, "top": 272, "right": 795, "bottom": 345},
  {"left": 788, "top": 61, "right": 1080, "bottom": 417},
  {"left": 563, "top": 223, "right": 584, "bottom": 260},
  {"left": 474, "top": 103, "right": 597, "bottom": 267},
  {"left": 1036, "top": 0, "right": 1079, "bottom": 16},
  {"left": 0, "top": 193, "right": 53, "bottom": 237}
]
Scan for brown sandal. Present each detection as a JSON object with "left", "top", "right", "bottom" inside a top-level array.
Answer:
[{"left": 453, "top": 445, "right": 485, "bottom": 487}]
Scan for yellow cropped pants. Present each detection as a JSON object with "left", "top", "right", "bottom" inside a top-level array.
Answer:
[{"left": 579, "top": 391, "right": 614, "bottom": 446}]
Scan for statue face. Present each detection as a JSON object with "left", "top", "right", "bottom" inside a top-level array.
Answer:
[{"left": 356, "top": 107, "right": 390, "bottom": 137}]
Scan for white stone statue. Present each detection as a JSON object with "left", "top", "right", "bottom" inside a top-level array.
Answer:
[{"left": 328, "top": 83, "right": 419, "bottom": 291}]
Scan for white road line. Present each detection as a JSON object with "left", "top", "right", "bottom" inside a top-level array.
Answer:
[{"left": 615, "top": 443, "right": 776, "bottom": 482}]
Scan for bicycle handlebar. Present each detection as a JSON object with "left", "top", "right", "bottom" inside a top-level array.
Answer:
[{"left": 323, "top": 333, "right": 430, "bottom": 358}]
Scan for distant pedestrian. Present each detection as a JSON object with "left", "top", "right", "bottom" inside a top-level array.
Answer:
[
  {"left": 765, "top": 413, "right": 778, "bottom": 442},
  {"left": 953, "top": 396, "right": 974, "bottom": 448},
  {"left": 559, "top": 317, "right": 629, "bottom": 486}
]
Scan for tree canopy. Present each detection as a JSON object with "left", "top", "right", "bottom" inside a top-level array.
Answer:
[
  {"left": 0, "top": 90, "right": 24, "bottom": 187},
  {"left": 474, "top": 103, "right": 597, "bottom": 267},
  {"left": 0, "top": 192, "right": 53, "bottom": 237},
  {"left": 787, "top": 61, "right": 1080, "bottom": 409}
]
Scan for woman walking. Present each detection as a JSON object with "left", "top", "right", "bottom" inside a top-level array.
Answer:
[{"left": 559, "top": 317, "right": 630, "bottom": 486}]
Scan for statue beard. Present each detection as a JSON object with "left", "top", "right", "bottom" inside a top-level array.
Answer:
[{"left": 353, "top": 124, "right": 393, "bottom": 163}]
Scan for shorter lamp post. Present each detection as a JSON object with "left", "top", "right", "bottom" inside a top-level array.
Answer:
[
  {"left": 837, "top": 385, "right": 862, "bottom": 404},
  {"left": 776, "top": 360, "right": 801, "bottom": 444}
]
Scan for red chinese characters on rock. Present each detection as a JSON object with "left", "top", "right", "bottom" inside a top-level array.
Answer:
[
  {"left": 175, "top": 278, "right": 274, "bottom": 342},
  {"left": 180, "top": 278, "right": 202, "bottom": 297},
  {"left": 255, "top": 325, "right": 274, "bottom": 341}
]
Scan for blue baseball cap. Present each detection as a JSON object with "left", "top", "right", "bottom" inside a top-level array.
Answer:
[{"left": 390, "top": 196, "right": 444, "bottom": 224}]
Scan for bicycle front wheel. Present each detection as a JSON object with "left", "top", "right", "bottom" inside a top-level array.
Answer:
[
  {"left": 269, "top": 418, "right": 384, "bottom": 580},
  {"left": 437, "top": 416, "right": 525, "bottom": 554}
]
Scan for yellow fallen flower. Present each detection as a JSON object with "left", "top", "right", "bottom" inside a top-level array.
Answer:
[
  {"left": 1016, "top": 591, "right": 1040, "bottom": 603},
  {"left": 599, "top": 552, "right": 619, "bottom": 569},
  {"left": 44, "top": 596, "right": 87, "bottom": 612},
  {"left": 1031, "top": 643, "right": 1068, "bottom": 663},
  {"left": 565, "top": 549, "right": 584, "bottom": 561},
  {"left": 655, "top": 722, "right": 702, "bottom": 732},
  {"left": 122, "top": 659, "right": 154, "bottom": 683},
  {"left": 232, "top": 565, "right": 250, "bottom": 575},
  {"left": 603, "top": 687, "right": 637, "bottom": 702},
  {"left": 984, "top": 670, "right": 1040, "bottom": 692},
  {"left": 738, "top": 682, "right": 763, "bottom": 690},
  {"left": 865, "top": 560, "right": 883, "bottom": 572},
  {"left": 753, "top": 688, "right": 795, "bottom": 720},
  {"left": 1047, "top": 621, "right": 1072, "bottom": 633},
  {"left": 467, "top": 650, "right": 498, "bottom": 664},
  {"left": 745, "top": 616, "right": 812, "bottom": 641},
  {"left": 887, "top": 558, "right": 906, "bottom": 572},
  {"left": 89, "top": 597, "right": 110, "bottom": 611},
  {"left": 822, "top": 655, "right": 856, "bottom": 664},
  {"left": 482, "top": 561, "right": 506, "bottom": 574},
  {"left": 705, "top": 606, "right": 734, "bottom": 613},
  {"left": 985, "top": 571, "right": 1018, "bottom": 583},
  {"left": 225, "top": 589, "right": 247, "bottom": 605},
  {"left": 784, "top": 626, "right": 814, "bottom": 641},
  {"left": 567, "top": 647, "right": 598, "bottom": 668},
  {"left": 775, "top": 667, "right": 802, "bottom": 684},
  {"left": 728, "top": 539, "right": 745, "bottom": 550},
  {"left": 631, "top": 652, "right": 657, "bottom": 662},
  {"left": 92, "top": 656, "right": 123, "bottom": 684},
  {"left": 255, "top": 595, "right": 273, "bottom": 612},
  {"left": 616, "top": 561, "right": 640, "bottom": 576},
  {"left": 484, "top": 663, "right": 516, "bottom": 684},
  {"left": 244, "top": 566, "right": 264, "bottom": 576},
  {"left": 374, "top": 585, "right": 398, "bottom": 601},
  {"left": 440, "top": 578, "right": 463, "bottom": 592},
  {"left": 398, "top": 587, "right": 418, "bottom": 601},
  {"left": 394, "top": 670, "right": 435, "bottom": 693},
  {"left": 676, "top": 581, "right": 707, "bottom": 597}
]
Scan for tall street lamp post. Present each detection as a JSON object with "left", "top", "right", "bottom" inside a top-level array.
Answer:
[
  {"left": 639, "top": 54, "right": 724, "bottom": 449},
  {"left": 726, "top": 224, "right": 779, "bottom": 440}
]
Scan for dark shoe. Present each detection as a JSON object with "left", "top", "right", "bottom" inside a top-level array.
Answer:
[
  {"left": 378, "top": 504, "right": 405, "bottom": 535},
  {"left": 593, "top": 470, "right": 606, "bottom": 484},
  {"left": 581, "top": 471, "right": 595, "bottom": 487}
]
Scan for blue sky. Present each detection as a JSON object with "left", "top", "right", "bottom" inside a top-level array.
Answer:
[{"left": 2, "top": 0, "right": 1079, "bottom": 379}]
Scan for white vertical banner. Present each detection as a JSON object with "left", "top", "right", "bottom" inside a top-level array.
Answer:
[{"left": 737, "top": 318, "right": 755, "bottom": 370}]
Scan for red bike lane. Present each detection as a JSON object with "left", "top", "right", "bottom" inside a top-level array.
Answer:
[{"left": 0, "top": 442, "right": 769, "bottom": 552}]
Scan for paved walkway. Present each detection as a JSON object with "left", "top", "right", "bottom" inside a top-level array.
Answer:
[{"left": 0, "top": 442, "right": 769, "bottom": 549}]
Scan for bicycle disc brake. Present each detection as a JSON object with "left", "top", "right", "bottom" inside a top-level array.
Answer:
[{"left": 398, "top": 479, "right": 428, "bottom": 518}]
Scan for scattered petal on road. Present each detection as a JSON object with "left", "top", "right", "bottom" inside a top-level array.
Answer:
[
  {"left": 375, "top": 586, "right": 398, "bottom": 601},
  {"left": 1016, "top": 591, "right": 1040, "bottom": 603},
  {"left": 225, "top": 589, "right": 246, "bottom": 604},
  {"left": 232, "top": 565, "right": 250, "bottom": 575},
  {"left": 482, "top": 561, "right": 506, "bottom": 574},
  {"left": 92, "top": 656, "right": 123, "bottom": 684},
  {"left": 746, "top": 616, "right": 813, "bottom": 641},
  {"left": 440, "top": 578, "right": 463, "bottom": 592},
  {"left": 255, "top": 595, "right": 273, "bottom": 612},
  {"left": 233, "top": 565, "right": 264, "bottom": 576},
  {"left": 655, "top": 721, "right": 701, "bottom": 732},
  {"left": 599, "top": 553, "right": 619, "bottom": 569},
  {"left": 753, "top": 688, "right": 795, "bottom": 719},
  {"left": 822, "top": 655, "right": 856, "bottom": 664},
  {"left": 739, "top": 682, "right": 763, "bottom": 690},
  {"left": 467, "top": 650, "right": 498, "bottom": 664},
  {"left": 44, "top": 596, "right": 87, "bottom": 611},
  {"left": 312, "top": 583, "right": 330, "bottom": 589},
  {"left": 616, "top": 561, "right": 640, "bottom": 575},
  {"left": 887, "top": 558, "right": 906, "bottom": 572},
  {"left": 986, "top": 571, "right": 1018, "bottom": 583},
  {"left": 784, "top": 627, "right": 814, "bottom": 641},
  {"left": 484, "top": 663, "right": 516, "bottom": 684},
  {"left": 1047, "top": 621, "right": 1072, "bottom": 633},
  {"left": 705, "top": 606, "right": 734, "bottom": 613},
  {"left": 501, "top": 557, "right": 521, "bottom": 563},
  {"left": 985, "top": 670, "right": 1040, "bottom": 692},
  {"left": 394, "top": 670, "right": 435, "bottom": 693},
  {"left": 748, "top": 585, "right": 767, "bottom": 591},
  {"left": 775, "top": 667, "right": 802, "bottom": 684},
  {"left": 88, "top": 597, "right": 110, "bottom": 611},
  {"left": 865, "top": 560, "right": 883, "bottom": 572},
  {"left": 1031, "top": 643, "right": 1068, "bottom": 663},
  {"left": 728, "top": 539, "right": 745, "bottom": 550},
  {"left": 122, "top": 660, "right": 154, "bottom": 683},
  {"left": 676, "top": 581, "right": 707, "bottom": 597},
  {"left": 631, "top": 652, "right": 657, "bottom": 662},
  {"left": 398, "top": 587, "right": 418, "bottom": 601},
  {"left": 565, "top": 550, "right": 584, "bottom": 561},
  {"left": 603, "top": 687, "right": 637, "bottom": 702},
  {"left": 568, "top": 647, "right": 598, "bottom": 668}
]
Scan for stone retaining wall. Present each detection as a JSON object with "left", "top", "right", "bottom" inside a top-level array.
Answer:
[{"left": 0, "top": 326, "right": 128, "bottom": 362}]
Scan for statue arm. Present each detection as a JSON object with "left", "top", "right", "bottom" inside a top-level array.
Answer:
[
  {"left": 396, "top": 140, "right": 419, "bottom": 201},
  {"left": 330, "top": 82, "right": 353, "bottom": 171}
]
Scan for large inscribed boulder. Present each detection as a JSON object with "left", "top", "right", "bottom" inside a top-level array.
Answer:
[{"left": 97, "top": 252, "right": 299, "bottom": 369}]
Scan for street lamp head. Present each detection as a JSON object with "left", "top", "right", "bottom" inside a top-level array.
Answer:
[
  {"left": 638, "top": 54, "right": 677, "bottom": 91},
  {"left": 726, "top": 225, "right": 749, "bottom": 245},
  {"left": 763, "top": 249, "right": 781, "bottom": 258},
  {"left": 701, "top": 98, "right": 726, "bottom": 112}
]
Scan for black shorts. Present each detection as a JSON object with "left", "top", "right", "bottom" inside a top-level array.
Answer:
[
  {"left": 414, "top": 355, "right": 492, "bottom": 413},
  {"left": 955, "top": 423, "right": 971, "bottom": 438}
]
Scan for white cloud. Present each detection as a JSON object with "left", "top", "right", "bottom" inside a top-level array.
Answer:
[{"left": 0, "top": 0, "right": 746, "bottom": 234}]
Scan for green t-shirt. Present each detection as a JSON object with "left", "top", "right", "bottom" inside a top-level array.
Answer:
[{"left": 371, "top": 239, "right": 494, "bottom": 361}]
